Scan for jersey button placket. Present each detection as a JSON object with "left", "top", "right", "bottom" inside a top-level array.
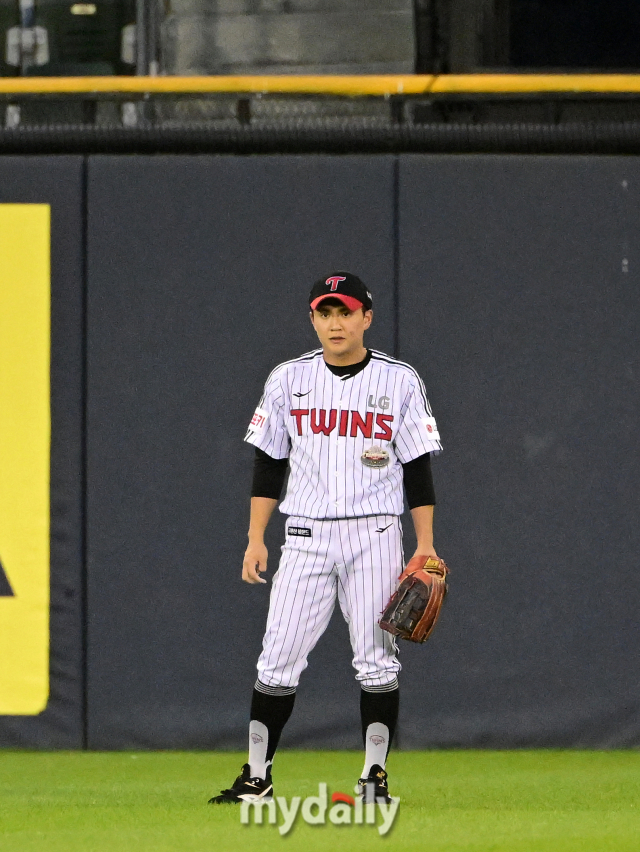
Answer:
[
  {"left": 333, "top": 390, "right": 346, "bottom": 514},
  {"left": 323, "top": 385, "right": 338, "bottom": 512}
]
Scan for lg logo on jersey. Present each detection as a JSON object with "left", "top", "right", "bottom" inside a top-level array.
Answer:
[
  {"left": 290, "top": 408, "right": 394, "bottom": 440},
  {"left": 367, "top": 395, "right": 390, "bottom": 410}
]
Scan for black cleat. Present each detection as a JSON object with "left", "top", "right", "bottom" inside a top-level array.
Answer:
[
  {"left": 208, "top": 763, "right": 273, "bottom": 804},
  {"left": 357, "top": 764, "right": 392, "bottom": 804}
]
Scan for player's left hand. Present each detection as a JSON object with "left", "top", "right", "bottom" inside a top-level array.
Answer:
[
  {"left": 410, "top": 547, "right": 439, "bottom": 560},
  {"left": 401, "top": 548, "right": 439, "bottom": 579}
]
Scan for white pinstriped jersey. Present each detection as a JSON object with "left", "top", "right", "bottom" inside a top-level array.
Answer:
[{"left": 245, "top": 349, "right": 442, "bottom": 519}]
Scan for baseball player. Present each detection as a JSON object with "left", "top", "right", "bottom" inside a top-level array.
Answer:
[{"left": 209, "top": 272, "right": 442, "bottom": 805}]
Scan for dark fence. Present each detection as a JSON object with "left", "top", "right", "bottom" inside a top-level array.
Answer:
[
  {"left": 1, "top": 153, "right": 638, "bottom": 749},
  {"left": 6, "top": 119, "right": 640, "bottom": 155}
]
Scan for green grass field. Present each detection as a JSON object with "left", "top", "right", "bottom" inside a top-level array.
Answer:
[{"left": 1, "top": 750, "right": 639, "bottom": 852}]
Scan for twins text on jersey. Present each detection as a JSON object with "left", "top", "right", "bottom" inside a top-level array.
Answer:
[{"left": 245, "top": 349, "right": 442, "bottom": 519}]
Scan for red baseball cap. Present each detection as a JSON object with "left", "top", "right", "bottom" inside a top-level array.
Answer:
[{"left": 309, "top": 272, "right": 373, "bottom": 312}]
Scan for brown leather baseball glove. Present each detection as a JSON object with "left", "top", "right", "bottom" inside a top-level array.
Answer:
[{"left": 379, "top": 555, "right": 449, "bottom": 643}]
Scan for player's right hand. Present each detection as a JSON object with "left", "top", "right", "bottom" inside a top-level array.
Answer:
[{"left": 243, "top": 542, "right": 268, "bottom": 584}]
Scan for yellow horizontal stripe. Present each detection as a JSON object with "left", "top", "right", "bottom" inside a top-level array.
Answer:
[
  {"left": 430, "top": 74, "right": 640, "bottom": 93},
  {"left": 0, "top": 74, "right": 640, "bottom": 96},
  {"left": 0, "top": 75, "right": 435, "bottom": 96}
]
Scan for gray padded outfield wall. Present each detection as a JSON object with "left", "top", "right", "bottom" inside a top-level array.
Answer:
[
  {"left": 84, "top": 154, "right": 640, "bottom": 750},
  {"left": 397, "top": 156, "right": 640, "bottom": 748},
  {"left": 4, "top": 153, "right": 639, "bottom": 749},
  {"left": 85, "top": 155, "right": 396, "bottom": 749},
  {"left": 0, "top": 158, "right": 85, "bottom": 748}
]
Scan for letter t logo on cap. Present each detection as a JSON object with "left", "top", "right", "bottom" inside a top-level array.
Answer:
[{"left": 325, "top": 276, "right": 347, "bottom": 291}]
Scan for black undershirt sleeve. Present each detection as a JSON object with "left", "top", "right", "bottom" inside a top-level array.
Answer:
[
  {"left": 251, "top": 447, "right": 288, "bottom": 500},
  {"left": 252, "top": 443, "right": 434, "bottom": 506},
  {"left": 401, "top": 452, "right": 436, "bottom": 509}
]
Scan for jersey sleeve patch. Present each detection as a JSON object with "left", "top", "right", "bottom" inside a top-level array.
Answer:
[
  {"left": 249, "top": 407, "right": 269, "bottom": 432},
  {"left": 423, "top": 416, "right": 440, "bottom": 440}
]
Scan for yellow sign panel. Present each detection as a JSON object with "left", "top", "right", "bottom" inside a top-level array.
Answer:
[{"left": 0, "top": 205, "right": 50, "bottom": 715}]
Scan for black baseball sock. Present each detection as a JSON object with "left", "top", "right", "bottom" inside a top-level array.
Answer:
[
  {"left": 248, "top": 684, "right": 296, "bottom": 779},
  {"left": 360, "top": 686, "right": 399, "bottom": 777}
]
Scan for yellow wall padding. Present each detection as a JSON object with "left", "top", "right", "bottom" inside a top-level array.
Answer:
[{"left": 0, "top": 205, "right": 50, "bottom": 716}]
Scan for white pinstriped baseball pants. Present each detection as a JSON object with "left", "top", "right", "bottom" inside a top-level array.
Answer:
[{"left": 257, "top": 515, "right": 403, "bottom": 690}]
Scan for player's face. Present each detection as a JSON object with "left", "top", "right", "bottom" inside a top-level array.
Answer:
[{"left": 310, "top": 302, "right": 373, "bottom": 364}]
